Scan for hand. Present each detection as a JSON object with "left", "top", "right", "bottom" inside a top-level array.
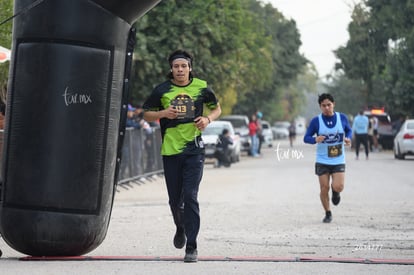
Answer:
[
  {"left": 194, "top": 116, "right": 209, "bottom": 131},
  {"left": 344, "top": 137, "right": 351, "bottom": 146},
  {"left": 315, "top": 135, "right": 325, "bottom": 143},
  {"left": 163, "top": 105, "right": 179, "bottom": 119}
]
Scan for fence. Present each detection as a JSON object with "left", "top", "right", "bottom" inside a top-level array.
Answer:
[
  {"left": 118, "top": 127, "right": 163, "bottom": 184},
  {"left": 0, "top": 127, "right": 164, "bottom": 186}
]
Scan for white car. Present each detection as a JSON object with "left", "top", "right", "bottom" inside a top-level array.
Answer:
[
  {"left": 202, "top": 120, "right": 241, "bottom": 163},
  {"left": 220, "top": 115, "right": 251, "bottom": 153},
  {"left": 260, "top": 120, "right": 273, "bottom": 147},
  {"left": 272, "top": 121, "right": 290, "bottom": 139},
  {"left": 394, "top": 119, "right": 414, "bottom": 159}
]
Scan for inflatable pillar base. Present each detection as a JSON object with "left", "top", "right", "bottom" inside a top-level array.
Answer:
[{"left": 0, "top": 0, "right": 160, "bottom": 256}]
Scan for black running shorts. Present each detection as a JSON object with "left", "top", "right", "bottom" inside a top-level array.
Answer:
[{"left": 315, "top": 163, "right": 345, "bottom": 176}]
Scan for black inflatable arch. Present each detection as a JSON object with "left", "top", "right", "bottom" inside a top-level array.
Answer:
[{"left": 0, "top": 0, "right": 160, "bottom": 256}]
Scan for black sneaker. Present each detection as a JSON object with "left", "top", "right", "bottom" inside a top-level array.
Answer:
[
  {"left": 184, "top": 246, "right": 198, "bottom": 263},
  {"left": 332, "top": 190, "right": 341, "bottom": 206},
  {"left": 173, "top": 227, "right": 186, "bottom": 249},
  {"left": 323, "top": 211, "right": 332, "bottom": 223}
]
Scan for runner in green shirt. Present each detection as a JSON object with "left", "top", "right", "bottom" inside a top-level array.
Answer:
[{"left": 143, "top": 49, "right": 221, "bottom": 262}]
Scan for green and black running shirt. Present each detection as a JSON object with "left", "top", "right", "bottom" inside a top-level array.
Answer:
[{"left": 143, "top": 78, "right": 219, "bottom": 156}]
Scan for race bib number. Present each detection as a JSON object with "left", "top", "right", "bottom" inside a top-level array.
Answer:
[
  {"left": 328, "top": 144, "right": 342, "bottom": 158},
  {"left": 171, "top": 94, "right": 195, "bottom": 119}
]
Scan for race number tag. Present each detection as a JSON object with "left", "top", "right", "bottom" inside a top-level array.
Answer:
[
  {"left": 171, "top": 94, "right": 195, "bottom": 119},
  {"left": 328, "top": 144, "right": 342, "bottom": 158}
]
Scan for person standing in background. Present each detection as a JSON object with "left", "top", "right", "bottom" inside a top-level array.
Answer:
[
  {"left": 256, "top": 111, "right": 263, "bottom": 154},
  {"left": 371, "top": 116, "right": 379, "bottom": 151},
  {"left": 288, "top": 120, "right": 296, "bottom": 147},
  {"left": 352, "top": 110, "right": 369, "bottom": 160},
  {"left": 368, "top": 117, "right": 374, "bottom": 152},
  {"left": 248, "top": 114, "right": 259, "bottom": 157}
]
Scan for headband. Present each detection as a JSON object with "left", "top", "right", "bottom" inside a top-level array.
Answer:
[{"left": 169, "top": 54, "right": 192, "bottom": 66}]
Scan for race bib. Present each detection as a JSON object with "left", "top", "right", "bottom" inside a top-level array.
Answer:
[
  {"left": 171, "top": 94, "right": 195, "bottom": 119},
  {"left": 328, "top": 144, "right": 342, "bottom": 158}
]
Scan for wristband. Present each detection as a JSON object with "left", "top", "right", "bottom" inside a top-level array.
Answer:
[{"left": 206, "top": 116, "right": 211, "bottom": 124}]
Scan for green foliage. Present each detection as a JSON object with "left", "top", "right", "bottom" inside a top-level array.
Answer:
[
  {"left": 131, "top": 0, "right": 259, "bottom": 104},
  {"left": 324, "top": 73, "right": 366, "bottom": 116},
  {"left": 0, "top": 0, "right": 308, "bottom": 121},
  {"left": 334, "top": 0, "right": 414, "bottom": 118},
  {"left": 130, "top": 0, "right": 307, "bottom": 122},
  {"left": 0, "top": 0, "right": 13, "bottom": 102}
]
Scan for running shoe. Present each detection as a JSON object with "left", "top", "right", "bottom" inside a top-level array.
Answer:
[
  {"left": 173, "top": 227, "right": 186, "bottom": 249},
  {"left": 332, "top": 190, "right": 341, "bottom": 206},
  {"left": 323, "top": 211, "right": 332, "bottom": 223},
  {"left": 184, "top": 246, "right": 198, "bottom": 263}
]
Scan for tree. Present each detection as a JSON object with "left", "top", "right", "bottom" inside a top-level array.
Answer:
[
  {"left": 0, "top": 0, "right": 308, "bottom": 120},
  {"left": 130, "top": 0, "right": 306, "bottom": 120},
  {"left": 324, "top": 73, "right": 366, "bottom": 116},
  {"left": 131, "top": 0, "right": 273, "bottom": 112},
  {"left": 0, "top": 0, "right": 13, "bottom": 103},
  {"left": 334, "top": 3, "right": 388, "bottom": 106},
  {"left": 377, "top": 0, "right": 414, "bottom": 118},
  {"left": 231, "top": 2, "right": 307, "bottom": 121},
  {"left": 334, "top": 0, "right": 414, "bottom": 117}
]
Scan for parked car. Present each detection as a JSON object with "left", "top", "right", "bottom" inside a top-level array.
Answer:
[
  {"left": 294, "top": 117, "right": 306, "bottom": 135},
  {"left": 393, "top": 119, "right": 414, "bottom": 160},
  {"left": 260, "top": 120, "right": 273, "bottom": 147},
  {"left": 364, "top": 109, "right": 394, "bottom": 150},
  {"left": 219, "top": 115, "right": 250, "bottom": 153},
  {"left": 272, "top": 121, "right": 290, "bottom": 139},
  {"left": 202, "top": 120, "right": 241, "bottom": 163}
]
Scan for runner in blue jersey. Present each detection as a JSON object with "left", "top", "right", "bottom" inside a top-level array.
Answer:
[{"left": 304, "top": 93, "right": 352, "bottom": 223}]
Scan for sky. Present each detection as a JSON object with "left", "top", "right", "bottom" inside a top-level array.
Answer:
[{"left": 266, "top": 0, "right": 359, "bottom": 78}]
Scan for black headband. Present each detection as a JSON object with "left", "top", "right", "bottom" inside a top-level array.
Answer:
[{"left": 169, "top": 54, "right": 192, "bottom": 66}]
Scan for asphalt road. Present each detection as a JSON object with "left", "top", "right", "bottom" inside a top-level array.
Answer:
[{"left": 1, "top": 137, "right": 414, "bottom": 274}]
